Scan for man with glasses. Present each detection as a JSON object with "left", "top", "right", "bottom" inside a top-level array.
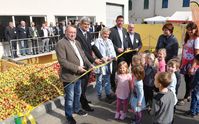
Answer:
[{"left": 76, "top": 17, "right": 103, "bottom": 112}]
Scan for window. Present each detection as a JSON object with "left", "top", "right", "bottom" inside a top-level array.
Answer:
[
  {"left": 129, "top": 0, "right": 132, "bottom": 10},
  {"left": 144, "top": 0, "right": 149, "bottom": 9},
  {"left": 162, "top": 0, "right": 168, "bottom": 8},
  {"left": 183, "top": 0, "right": 190, "bottom": 7}
]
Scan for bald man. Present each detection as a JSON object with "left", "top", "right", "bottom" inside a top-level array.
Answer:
[
  {"left": 56, "top": 26, "right": 93, "bottom": 124},
  {"left": 125, "top": 24, "right": 142, "bottom": 65}
]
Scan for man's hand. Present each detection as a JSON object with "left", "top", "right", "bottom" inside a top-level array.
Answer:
[
  {"left": 94, "top": 59, "right": 103, "bottom": 65},
  {"left": 89, "top": 64, "right": 95, "bottom": 71},
  {"left": 101, "top": 57, "right": 108, "bottom": 63},
  {"left": 78, "top": 66, "right": 87, "bottom": 73},
  {"left": 117, "top": 48, "right": 124, "bottom": 53}
]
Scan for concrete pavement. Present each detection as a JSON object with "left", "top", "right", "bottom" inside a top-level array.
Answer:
[{"left": 35, "top": 76, "right": 199, "bottom": 124}]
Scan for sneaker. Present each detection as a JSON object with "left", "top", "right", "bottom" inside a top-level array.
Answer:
[
  {"left": 67, "top": 117, "right": 76, "bottom": 124},
  {"left": 119, "top": 111, "right": 126, "bottom": 120},
  {"left": 184, "top": 110, "right": 196, "bottom": 118},
  {"left": 114, "top": 112, "right": 120, "bottom": 119},
  {"left": 75, "top": 110, "right": 88, "bottom": 117}
]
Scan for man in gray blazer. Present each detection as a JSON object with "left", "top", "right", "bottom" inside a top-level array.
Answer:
[{"left": 56, "top": 26, "right": 93, "bottom": 124}]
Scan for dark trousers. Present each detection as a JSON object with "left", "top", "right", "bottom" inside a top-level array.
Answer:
[
  {"left": 125, "top": 51, "right": 138, "bottom": 66},
  {"left": 184, "top": 74, "right": 193, "bottom": 99},
  {"left": 144, "top": 85, "right": 153, "bottom": 107},
  {"left": 31, "top": 39, "right": 38, "bottom": 54},
  {"left": 10, "top": 40, "right": 17, "bottom": 57},
  {"left": 49, "top": 36, "right": 56, "bottom": 50},
  {"left": 175, "top": 71, "right": 181, "bottom": 95},
  {"left": 80, "top": 73, "right": 90, "bottom": 108}
]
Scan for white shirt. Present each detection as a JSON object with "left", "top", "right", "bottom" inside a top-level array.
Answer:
[
  {"left": 69, "top": 40, "right": 84, "bottom": 66},
  {"left": 42, "top": 27, "right": 48, "bottom": 37},
  {"left": 63, "top": 26, "right": 66, "bottom": 34},
  {"left": 117, "top": 27, "right": 124, "bottom": 48},
  {"left": 129, "top": 33, "right": 135, "bottom": 46}
]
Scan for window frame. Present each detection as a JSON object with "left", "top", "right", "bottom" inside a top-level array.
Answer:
[
  {"left": 182, "top": 0, "right": 190, "bottom": 7},
  {"left": 162, "top": 0, "right": 168, "bottom": 8},
  {"left": 144, "top": 0, "right": 149, "bottom": 9}
]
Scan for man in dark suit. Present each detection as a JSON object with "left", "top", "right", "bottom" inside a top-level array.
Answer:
[
  {"left": 56, "top": 26, "right": 93, "bottom": 124},
  {"left": 109, "top": 15, "right": 128, "bottom": 92},
  {"left": 126, "top": 23, "right": 142, "bottom": 65},
  {"left": 17, "top": 20, "right": 30, "bottom": 55},
  {"left": 4, "top": 21, "right": 17, "bottom": 58},
  {"left": 28, "top": 22, "right": 39, "bottom": 55},
  {"left": 76, "top": 17, "right": 103, "bottom": 112}
]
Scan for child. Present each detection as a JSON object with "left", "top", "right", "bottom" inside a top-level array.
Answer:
[
  {"left": 152, "top": 72, "right": 175, "bottom": 124},
  {"left": 139, "top": 52, "right": 147, "bottom": 66},
  {"left": 130, "top": 65, "right": 146, "bottom": 124},
  {"left": 157, "top": 48, "right": 166, "bottom": 72},
  {"left": 167, "top": 59, "right": 178, "bottom": 104},
  {"left": 185, "top": 54, "right": 199, "bottom": 117},
  {"left": 143, "top": 53, "right": 157, "bottom": 112},
  {"left": 115, "top": 61, "right": 132, "bottom": 120},
  {"left": 170, "top": 57, "right": 181, "bottom": 95},
  {"left": 132, "top": 54, "right": 142, "bottom": 67},
  {"left": 131, "top": 54, "right": 142, "bottom": 89}
]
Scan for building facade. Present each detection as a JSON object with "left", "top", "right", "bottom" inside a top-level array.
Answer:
[
  {"left": 129, "top": 0, "right": 199, "bottom": 23},
  {"left": 0, "top": 0, "right": 128, "bottom": 41}
]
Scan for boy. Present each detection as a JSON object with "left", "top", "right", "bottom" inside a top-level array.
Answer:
[
  {"left": 152, "top": 72, "right": 175, "bottom": 124},
  {"left": 167, "top": 59, "right": 178, "bottom": 105},
  {"left": 185, "top": 54, "right": 199, "bottom": 117}
]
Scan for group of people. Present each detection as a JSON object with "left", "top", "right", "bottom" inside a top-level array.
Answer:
[
  {"left": 55, "top": 15, "right": 199, "bottom": 124},
  {"left": 4, "top": 21, "right": 68, "bottom": 58}
]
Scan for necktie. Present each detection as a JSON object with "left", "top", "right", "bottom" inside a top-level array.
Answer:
[{"left": 84, "top": 33, "right": 87, "bottom": 40}]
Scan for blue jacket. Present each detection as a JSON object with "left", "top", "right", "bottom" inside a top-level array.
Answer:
[{"left": 156, "top": 34, "right": 179, "bottom": 62}]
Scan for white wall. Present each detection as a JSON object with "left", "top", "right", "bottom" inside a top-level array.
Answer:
[
  {"left": 155, "top": 0, "right": 191, "bottom": 16},
  {"left": 129, "top": 0, "right": 199, "bottom": 24},
  {"left": 0, "top": 0, "right": 128, "bottom": 27},
  {"left": 106, "top": 0, "right": 128, "bottom": 25},
  {"left": 129, "top": 0, "right": 155, "bottom": 23}
]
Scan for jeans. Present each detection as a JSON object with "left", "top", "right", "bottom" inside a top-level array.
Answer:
[
  {"left": 63, "top": 80, "right": 82, "bottom": 119},
  {"left": 96, "top": 74, "right": 111, "bottom": 96},
  {"left": 42, "top": 38, "right": 49, "bottom": 52},
  {"left": 190, "top": 91, "right": 199, "bottom": 116},
  {"left": 19, "top": 40, "right": 29, "bottom": 55}
]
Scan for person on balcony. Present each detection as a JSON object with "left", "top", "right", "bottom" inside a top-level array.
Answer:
[
  {"left": 17, "top": 20, "right": 30, "bottom": 56},
  {"left": 28, "top": 22, "right": 39, "bottom": 55},
  {"left": 4, "top": 21, "right": 17, "bottom": 58},
  {"left": 40, "top": 23, "right": 50, "bottom": 53}
]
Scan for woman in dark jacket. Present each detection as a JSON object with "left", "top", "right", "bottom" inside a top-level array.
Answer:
[{"left": 155, "top": 23, "right": 179, "bottom": 63}]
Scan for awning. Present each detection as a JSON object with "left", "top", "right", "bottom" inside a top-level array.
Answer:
[
  {"left": 144, "top": 16, "right": 167, "bottom": 22},
  {"left": 167, "top": 11, "right": 192, "bottom": 23}
]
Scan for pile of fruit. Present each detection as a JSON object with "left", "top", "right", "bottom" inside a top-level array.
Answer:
[{"left": 0, "top": 62, "right": 63, "bottom": 120}]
